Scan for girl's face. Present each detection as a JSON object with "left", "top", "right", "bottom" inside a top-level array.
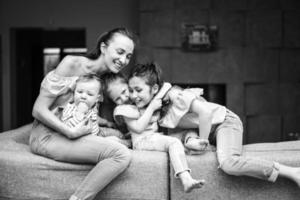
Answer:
[
  {"left": 108, "top": 79, "right": 130, "bottom": 105},
  {"left": 74, "top": 80, "right": 101, "bottom": 109},
  {"left": 128, "top": 76, "right": 157, "bottom": 108},
  {"left": 101, "top": 33, "right": 134, "bottom": 73}
]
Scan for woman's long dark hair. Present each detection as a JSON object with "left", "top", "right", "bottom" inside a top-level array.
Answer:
[{"left": 85, "top": 27, "right": 135, "bottom": 60}]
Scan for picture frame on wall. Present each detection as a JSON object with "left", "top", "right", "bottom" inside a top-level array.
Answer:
[{"left": 181, "top": 23, "right": 218, "bottom": 52}]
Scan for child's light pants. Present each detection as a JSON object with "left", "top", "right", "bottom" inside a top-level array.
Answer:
[
  {"left": 134, "top": 133, "right": 191, "bottom": 177},
  {"left": 215, "top": 110, "right": 279, "bottom": 182}
]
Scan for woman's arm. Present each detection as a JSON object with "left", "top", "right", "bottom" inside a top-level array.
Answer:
[
  {"left": 32, "top": 56, "right": 90, "bottom": 139},
  {"left": 32, "top": 91, "right": 91, "bottom": 139},
  {"left": 189, "top": 99, "right": 213, "bottom": 140}
]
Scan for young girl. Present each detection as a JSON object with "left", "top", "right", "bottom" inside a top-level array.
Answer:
[
  {"left": 113, "top": 63, "right": 205, "bottom": 193},
  {"left": 146, "top": 64, "right": 300, "bottom": 186},
  {"left": 56, "top": 74, "right": 130, "bottom": 147}
]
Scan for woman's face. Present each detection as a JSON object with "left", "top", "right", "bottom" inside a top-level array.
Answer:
[
  {"left": 128, "top": 76, "right": 156, "bottom": 108},
  {"left": 102, "top": 33, "right": 134, "bottom": 73}
]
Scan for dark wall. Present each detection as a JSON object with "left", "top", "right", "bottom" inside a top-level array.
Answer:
[
  {"left": 137, "top": 0, "right": 300, "bottom": 143},
  {"left": 0, "top": 36, "right": 2, "bottom": 131},
  {"left": 0, "top": 0, "right": 139, "bottom": 131}
]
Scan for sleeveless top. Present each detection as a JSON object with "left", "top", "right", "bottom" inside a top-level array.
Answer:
[
  {"left": 159, "top": 86, "right": 227, "bottom": 128},
  {"left": 113, "top": 104, "right": 160, "bottom": 146}
]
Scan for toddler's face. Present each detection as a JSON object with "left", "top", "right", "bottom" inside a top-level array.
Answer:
[
  {"left": 108, "top": 80, "right": 130, "bottom": 105},
  {"left": 74, "top": 80, "right": 101, "bottom": 109},
  {"left": 128, "top": 76, "right": 156, "bottom": 108}
]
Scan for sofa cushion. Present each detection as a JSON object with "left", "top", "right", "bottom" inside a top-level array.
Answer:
[
  {"left": 170, "top": 141, "right": 300, "bottom": 200},
  {"left": 0, "top": 124, "right": 169, "bottom": 200}
]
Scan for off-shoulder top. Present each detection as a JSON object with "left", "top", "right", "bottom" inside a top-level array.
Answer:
[{"left": 40, "top": 70, "right": 78, "bottom": 111}]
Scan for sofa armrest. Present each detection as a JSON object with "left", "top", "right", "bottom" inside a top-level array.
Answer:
[{"left": 0, "top": 123, "right": 32, "bottom": 144}]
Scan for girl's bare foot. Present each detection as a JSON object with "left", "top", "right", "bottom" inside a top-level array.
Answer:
[
  {"left": 183, "top": 178, "right": 205, "bottom": 193},
  {"left": 276, "top": 163, "right": 300, "bottom": 187},
  {"left": 179, "top": 171, "right": 205, "bottom": 193},
  {"left": 185, "top": 138, "right": 208, "bottom": 152},
  {"left": 291, "top": 167, "right": 300, "bottom": 187}
]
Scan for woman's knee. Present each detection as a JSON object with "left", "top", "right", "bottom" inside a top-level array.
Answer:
[{"left": 110, "top": 143, "right": 132, "bottom": 167}]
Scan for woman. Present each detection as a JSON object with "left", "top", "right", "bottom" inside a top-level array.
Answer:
[{"left": 30, "top": 27, "right": 135, "bottom": 200}]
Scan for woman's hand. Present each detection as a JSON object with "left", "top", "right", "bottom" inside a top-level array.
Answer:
[{"left": 68, "top": 118, "right": 92, "bottom": 139}]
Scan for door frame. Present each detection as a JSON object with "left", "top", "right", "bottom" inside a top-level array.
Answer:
[
  {"left": 10, "top": 28, "right": 86, "bottom": 128},
  {"left": 0, "top": 35, "right": 2, "bottom": 131}
]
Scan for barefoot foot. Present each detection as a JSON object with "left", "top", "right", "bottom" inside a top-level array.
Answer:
[
  {"left": 179, "top": 171, "right": 205, "bottom": 193},
  {"left": 183, "top": 178, "right": 205, "bottom": 193},
  {"left": 292, "top": 168, "right": 300, "bottom": 187},
  {"left": 185, "top": 138, "right": 208, "bottom": 152}
]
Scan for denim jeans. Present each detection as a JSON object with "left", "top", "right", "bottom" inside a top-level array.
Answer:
[
  {"left": 29, "top": 120, "right": 131, "bottom": 200},
  {"left": 134, "top": 133, "right": 190, "bottom": 177},
  {"left": 214, "top": 110, "right": 279, "bottom": 182}
]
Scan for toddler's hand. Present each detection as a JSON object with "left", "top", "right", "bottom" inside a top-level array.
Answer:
[
  {"left": 106, "top": 121, "right": 117, "bottom": 128},
  {"left": 77, "top": 102, "right": 89, "bottom": 114}
]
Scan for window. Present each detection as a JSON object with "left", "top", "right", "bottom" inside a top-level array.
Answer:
[{"left": 43, "top": 47, "right": 87, "bottom": 75}]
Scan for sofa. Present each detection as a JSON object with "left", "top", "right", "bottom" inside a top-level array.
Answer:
[{"left": 0, "top": 123, "right": 300, "bottom": 200}]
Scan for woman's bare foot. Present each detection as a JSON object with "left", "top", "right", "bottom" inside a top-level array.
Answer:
[
  {"left": 185, "top": 138, "right": 208, "bottom": 152},
  {"left": 179, "top": 171, "right": 205, "bottom": 193}
]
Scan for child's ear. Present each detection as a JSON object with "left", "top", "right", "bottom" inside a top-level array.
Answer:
[
  {"left": 97, "top": 94, "right": 103, "bottom": 102},
  {"left": 151, "top": 84, "right": 159, "bottom": 95},
  {"left": 100, "top": 42, "right": 107, "bottom": 54}
]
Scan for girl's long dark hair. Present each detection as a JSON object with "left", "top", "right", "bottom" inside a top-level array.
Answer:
[{"left": 85, "top": 27, "right": 135, "bottom": 60}]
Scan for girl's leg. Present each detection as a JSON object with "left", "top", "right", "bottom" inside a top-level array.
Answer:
[
  {"left": 216, "top": 111, "right": 300, "bottom": 186},
  {"left": 30, "top": 123, "right": 131, "bottom": 200},
  {"left": 135, "top": 134, "right": 204, "bottom": 192},
  {"left": 168, "top": 138, "right": 205, "bottom": 192}
]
